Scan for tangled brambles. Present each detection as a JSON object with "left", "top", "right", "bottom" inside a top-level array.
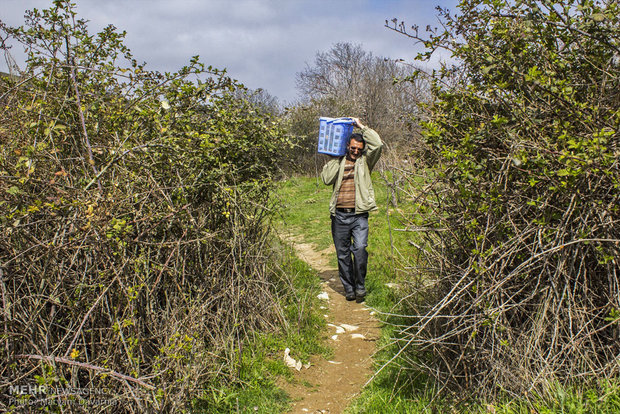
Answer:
[
  {"left": 389, "top": 0, "right": 620, "bottom": 398},
  {"left": 1, "top": 3, "right": 290, "bottom": 411}
]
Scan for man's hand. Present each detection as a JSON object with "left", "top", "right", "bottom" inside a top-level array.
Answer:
[{"left": 351, "top": 117, "right": 365, "bottom": 130}]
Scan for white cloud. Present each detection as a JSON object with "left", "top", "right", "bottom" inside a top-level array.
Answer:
[{"left": 1, "top": 0, "right": 459, "bottom": 102}]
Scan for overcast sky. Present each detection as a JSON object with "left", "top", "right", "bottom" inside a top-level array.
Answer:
[{"left": 1, "top": 0, "right": 459, "bottom": 103}]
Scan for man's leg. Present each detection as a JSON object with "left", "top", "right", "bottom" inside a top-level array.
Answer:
[
  {"left": 331, "top": 211, "right": 355, "bottom": 297},
  {"left": 351, "top": 213, "right": 369, "bottom": 299}
]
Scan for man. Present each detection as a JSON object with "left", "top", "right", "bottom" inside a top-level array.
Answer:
[{"left": 321, "top": 118, "right": 383, "bottom": 303}]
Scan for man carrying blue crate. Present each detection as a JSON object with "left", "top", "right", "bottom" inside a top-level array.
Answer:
[{"left": 321, "top": 118, "right": 383, "bottom": 303}]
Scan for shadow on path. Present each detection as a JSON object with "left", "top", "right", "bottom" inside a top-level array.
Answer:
[{"left": 318, "top": 269, "right": 346, "bottom": 297}]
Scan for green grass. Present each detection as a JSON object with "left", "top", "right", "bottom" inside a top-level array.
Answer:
[
  {"left": 191, "top": 239, "right": 329, "bottom": 413},
  {"left": 274, "top": 175, "right": 333, "bottom": 250}
]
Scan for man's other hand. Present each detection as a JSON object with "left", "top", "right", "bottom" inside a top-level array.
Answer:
[{"left": 351, "top": 118, "right": 365, "bottom": 130}]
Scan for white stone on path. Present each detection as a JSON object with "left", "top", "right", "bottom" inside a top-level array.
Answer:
[
  {"left": 327, "top": 323, "right": 345, "bottom": 334},
  {"left": 317, "top": 292, "right": 329, "bottom": 300},
  {"left": 351, "top": 333, "right": 366, "bottom": 340},
  {"left": 340, "top": 323, "right": 359, "bottom": 332}
]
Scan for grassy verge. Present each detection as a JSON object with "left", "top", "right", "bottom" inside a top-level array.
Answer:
[{"left": 191, "top": 238, "right": 328, "bottom": 413}]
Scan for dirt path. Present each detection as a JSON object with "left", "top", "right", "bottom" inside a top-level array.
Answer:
[{"left": 280, "top": 235, "right": 381, "bottom": 414}]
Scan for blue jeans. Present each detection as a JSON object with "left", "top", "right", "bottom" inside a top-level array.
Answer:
[{"left": 331, "top": 210, "right": 369, "bottom": 296}]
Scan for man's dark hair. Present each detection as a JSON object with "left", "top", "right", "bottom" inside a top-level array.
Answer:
[{"left": 348, "top": 133, "right": 366, "bottom": 148}]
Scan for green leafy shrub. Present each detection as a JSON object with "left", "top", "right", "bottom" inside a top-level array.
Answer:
[
  {"left": 0, "top": 1, "right": 290, "bottom": 411},
  {"left": 392, "top": 0, "right": 619, "bottom": 398}
]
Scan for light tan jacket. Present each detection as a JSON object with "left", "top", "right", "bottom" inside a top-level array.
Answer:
[{"left": 321, "top": 127, "right": 383, "bottom": 215}]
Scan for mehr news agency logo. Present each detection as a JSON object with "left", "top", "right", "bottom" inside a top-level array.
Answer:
[{"left": 7, "top": 383, "right": 117, "bottom": 407}]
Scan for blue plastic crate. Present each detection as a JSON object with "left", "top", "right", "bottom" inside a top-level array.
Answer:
[{"left": 317, "top": 117, "right": 354, "bottom": 156}]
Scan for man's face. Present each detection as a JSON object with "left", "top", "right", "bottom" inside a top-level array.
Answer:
[{"left": 347, "top": 139, "right": 364, "bottom": 161}]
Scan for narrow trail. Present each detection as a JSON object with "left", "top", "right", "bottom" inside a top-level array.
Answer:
[{"left": 280, "top": 235, "right": 382, "bottom": 414}]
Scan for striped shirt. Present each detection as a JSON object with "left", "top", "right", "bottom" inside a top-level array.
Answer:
[{"left": 336, "top": 159, "right": 356, "bottom": 208}]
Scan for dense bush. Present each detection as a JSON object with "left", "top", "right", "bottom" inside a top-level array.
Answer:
[
  {"left": 392, "top": 0, "right": 619, "bottom": 397},
  {"left": 0, "top": 2, "right": 290, "bottom": 411}
]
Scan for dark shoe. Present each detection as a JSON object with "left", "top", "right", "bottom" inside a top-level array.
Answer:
[
  {"left": 355, "top": 293, "right": 366, "bottom": 303},
  {"left": 345, "top": 293, "right": 355, "bottom": 301}
]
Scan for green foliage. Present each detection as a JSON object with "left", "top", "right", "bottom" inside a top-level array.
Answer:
[
  {"left": 396, "top": 0, "right": 620, "bottom": 398},
  {"left": 0, "top": 1, "right": 293, "bottom": 411}
]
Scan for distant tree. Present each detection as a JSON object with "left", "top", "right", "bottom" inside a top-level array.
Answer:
[
  {"left": 297, "top": 42, "right": 369, "bottom": 100},
  {"left": 287, "top": 42, "right": 429, "bottom": 173},
  {"left": 233, "top": 86, "right": 281, "bottom": 117}
]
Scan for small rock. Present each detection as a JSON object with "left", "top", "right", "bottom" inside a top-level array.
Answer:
[
  {"left": 327, "top": 360, "right": 342, "bottom": 364},
  {"left": 340, "top": 323, "right": 358, "bottom": 332},
  {"left": 331, "top": 335, "right": 338, "bottom": 341},
  {"left": 351, "top": 333, "right": 366, "bottom": 340},
  {"left": 317, "top": 292, "right": 329, "bottom": 300},
  {"left": 328, "top": 323, "right": 345, "bottom": 334}
]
